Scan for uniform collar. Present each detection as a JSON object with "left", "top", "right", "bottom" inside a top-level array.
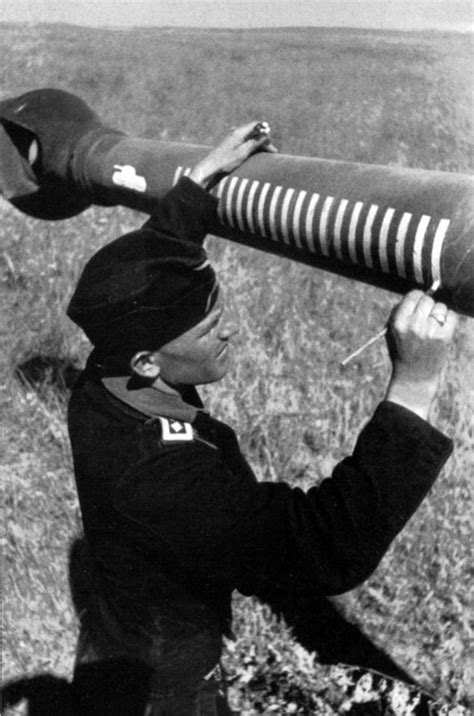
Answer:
[{"left": 101, "top": 374, "right": 203, "bottom": 423}]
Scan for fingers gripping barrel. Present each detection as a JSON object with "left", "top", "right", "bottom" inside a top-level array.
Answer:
[{"left": 1, "top": 89, "right": 473, "bottom": 316}]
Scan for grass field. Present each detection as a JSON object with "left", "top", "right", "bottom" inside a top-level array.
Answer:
[{"left": 1, "top": 23, "right": 473, "bottom": 714}]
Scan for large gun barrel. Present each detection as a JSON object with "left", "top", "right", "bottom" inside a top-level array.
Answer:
[{"left": 1, "top": 89, "right": 473, "bottom": 316}]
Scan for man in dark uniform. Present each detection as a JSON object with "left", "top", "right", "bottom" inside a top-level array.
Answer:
[{"left": 66, "top": 123, "right": 457, "bottom": 715}]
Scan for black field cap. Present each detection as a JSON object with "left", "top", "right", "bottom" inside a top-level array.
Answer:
[{"left": 67, "top": 210, "right": 219, "bottom": 357}]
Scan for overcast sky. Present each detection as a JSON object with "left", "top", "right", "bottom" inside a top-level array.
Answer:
[{"left": 1, "top": 0, "right": 472, "bottom": 32}]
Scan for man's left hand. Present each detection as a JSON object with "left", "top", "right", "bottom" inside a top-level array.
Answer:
[{"left": 189, "top": 121, "right": 277, "bottom": 188}]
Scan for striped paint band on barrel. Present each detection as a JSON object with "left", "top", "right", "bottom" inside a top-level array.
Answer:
[
  {"left": 394, "top": 213, "right": 412, "bottom": 279},
  {"left": 268, "top": 185, "right": 284, "bottom": 241},
  {"left": 225, "top": 176, "right": 240, "bottom": 227},
  {"left": 215, "top": 175, "right": 229, "bottom": 222},
  {"left": 292, "top": 190, "right": 308, "bottom": 249},
  {"left": 246, "top": 180, "right": 260, "bottom": 234},
  {"left": 256, "top": 182, "right": 272, "bottom": 237},
  {"left": 235, "top": 178, "right": 250, "bottom": 232},
  {"left": 378, "top": 207, "right": 396, "bottom": 273},
  {"left": 173, "top": 165, "right": 192, "bottom": 185},
  {"left": 215, "top": 174, "right": 228, "bottom": 200},
  {"left": 173, "top": 166, "right": 184, "bottom": 186},
  {"left": 334, "top": 199, "right": 349, "bottom": 260},
  {"left": 280, "top": 188, "right": 296, "bottom": 245},
  {"left": 361, "top": 203, "right": 442, "bottom": 285},
  {"left": 431, "top": 218, "right": 450, "bottom": 285},
  {"left": 319, "top": 196, "right": 334, "bottom": 256},
  {"left": 412, "top": 214, "right": 430, "bottom": 284},
  {"left": 305, "top": 194, "right": 320, "bottom": 253},
  {"left": 348, "top": 201, "right": 364, "bottom": 263},
  {"left": 175, "top": 167, "right": 450, "bottom": 287},
  {"left": 363, "top": 205, "right": 379, "bottom": 268},
  {"left": 299, "top": 191, "right": 314, "bottom": 251}
]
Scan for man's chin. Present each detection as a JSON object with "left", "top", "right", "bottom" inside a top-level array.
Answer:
[{"left": 199, "top": 363, "right": 229, "bottom": 386}]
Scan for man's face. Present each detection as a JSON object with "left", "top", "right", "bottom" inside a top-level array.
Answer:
[{"left": 155, "top": 297, "right": 238, "bottom": 387}]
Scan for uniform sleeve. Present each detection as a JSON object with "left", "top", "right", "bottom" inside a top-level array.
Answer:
[
  {"left": 243, "top": 401, "right": 453, "bottom": 596},
  {"left": 113, "top": 401, "right": 453, "bottom": 598},
  {"left": 144, "top": 176, "right": 218, "bottom": 243}
]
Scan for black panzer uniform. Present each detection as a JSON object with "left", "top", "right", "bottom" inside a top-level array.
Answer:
[{"left": 67, "top": 179, "right": 453, "bottom": 714}]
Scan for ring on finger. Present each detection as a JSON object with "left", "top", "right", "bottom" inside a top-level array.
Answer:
[{"left": 430, "top": 309, "right": 448, "bottom": 326}]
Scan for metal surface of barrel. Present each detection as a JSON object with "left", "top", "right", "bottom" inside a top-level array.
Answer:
[{"left": 1, "top": 89, "right": 473, "bottom": 316}]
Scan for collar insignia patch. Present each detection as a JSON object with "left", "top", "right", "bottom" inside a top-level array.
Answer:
[{"left": 158, "top": 416, "right": 194, "bottom": 442}]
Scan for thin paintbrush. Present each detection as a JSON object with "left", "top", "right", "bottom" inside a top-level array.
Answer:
[{"left": 340, "top": 280, "right": 441, "bottom": 367}]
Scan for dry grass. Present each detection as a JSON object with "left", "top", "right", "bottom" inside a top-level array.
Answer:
[{"left": 1, "top": 22, "right": 473, "bottom": 714}]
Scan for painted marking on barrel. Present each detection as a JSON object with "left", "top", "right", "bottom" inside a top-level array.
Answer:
[
  {"left": 213, "top": 175, "right": 452, "bottom": 291},
  {"left": 224, "top": 177, "right": 240, "bottom": 227},
  {"left": 319, "top": 197, "right": 334, "bottom": 256},
  {"left": 235, "top": 178, "right": 249, "bottom": 232},
  {"left": 378, "top": 207, "right": 395, "bottom": 273},
  {"left": 112, "top": 165, "right": 148, "bottom": 192},
  {"left": 183, "top": 167, "right": 191, "bottom": 176},
  {"left": 395, "top": 212, "right": 412, "bottom": 279},
  {"left": 173, "top": 166, "right": 183, "bottom": 186},
  {"left": 268, "top": 186, "right": 284, "bottom": 241},
  {"left": 348, "top": 201, "right": 364, "bottom": 263},
  {"left": 363, "top": 205, "right": 378, "bottom": 268},
  {"left": 280, "top": 188, "right": 296, "bottom": 245},
  {"left": 246, "top": 180, "right": 260, "bottom": 234},
  {"left": 334, "top": 199, "right": 349, "bottom": 260},
  {"left": 257, "top": 182, "right": 272, "bottom": 237},
  {"left": 292, "top": 190, "right": 308, "bottom": 249},
  {"left": 215, "top": 176, "right": 227, "bottom": 200},
  {"left": 431, "top": 218, "right": 450, "bottom": 285},
  {"left": 412, "top": 214, "right": 431, "bottom": 284},
  {"left": 216, "top": 177, "right": 229, "bottom": 222},
  {"left": 304, "top": 193, "right": 320, "bottom": 254}
]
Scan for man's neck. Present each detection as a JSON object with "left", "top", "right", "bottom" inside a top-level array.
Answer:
[{"left": 151, "top": 375, "right": 191, "bottom": 398}]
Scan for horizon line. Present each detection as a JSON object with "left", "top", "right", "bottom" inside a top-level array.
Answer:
[{"left": 1, "top": 20, "right": 472, "bottom": 34}]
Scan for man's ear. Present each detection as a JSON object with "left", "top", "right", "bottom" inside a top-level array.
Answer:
[{"left": 130, "top": 351, "right": 161, "bottom": 380}]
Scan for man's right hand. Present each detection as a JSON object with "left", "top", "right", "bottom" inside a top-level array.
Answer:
[
  {"left": 385, "top": 290, "right": 458, "bottom": 421},
  {"left": 189, "top": 121, "right": 277, "bottom": 189}
]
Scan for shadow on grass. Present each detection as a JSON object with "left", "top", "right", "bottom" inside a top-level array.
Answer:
[
  {"left": 1, "top": 674, "right": 75, "bottom": 715},
  {"left": 14, "top": 354, "right": 82, "bottom": 396},
  {"left": 261, "top": 588, "right": 416, "bottom": 685},
  {"left": 1, "top": 665, "right": 155, "bottom": 716}
]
